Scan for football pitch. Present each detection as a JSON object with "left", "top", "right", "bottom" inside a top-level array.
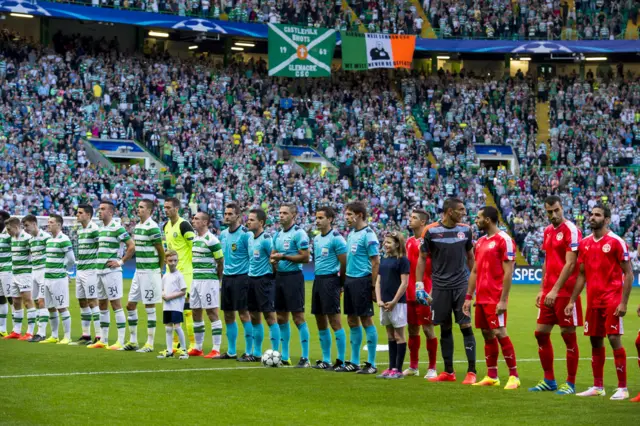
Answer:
[{"left": 1, "top": 283, "right": 639, "bottom": 425}]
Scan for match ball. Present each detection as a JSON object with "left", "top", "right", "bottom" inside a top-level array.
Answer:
[{"left": 261, "top": 349, "right": 282, "bottom": 367}]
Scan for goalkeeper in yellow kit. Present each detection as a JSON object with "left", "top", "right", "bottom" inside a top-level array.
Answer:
[{"left": 163, "top": 197, "right": 196, "bottom": 348}]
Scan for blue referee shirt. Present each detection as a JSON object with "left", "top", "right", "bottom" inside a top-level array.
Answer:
[
  {"left": 248, "top": 232, "right": 273, "bottom": 277},
  {"left": 346, "top": 226, "right": 379, "bottom": 278},
  {"left": 272, "top": 225, "right": 309, "bottom": 272},
  {"left": 219, "top": 225, "right": 250, "bottom": 275},
  {"left": 313, "top": 230, "right": 347, "bottom": 276}
]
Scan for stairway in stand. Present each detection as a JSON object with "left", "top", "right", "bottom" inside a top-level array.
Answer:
[
  {"left": 341, "top": 0, "right": 367, "bottom": 33},
  {"left": 410, "top": 0, "right": 437, "bottom": 39},
  {"left": 535, "top": 100, "right": 551, "bottom": 167}
]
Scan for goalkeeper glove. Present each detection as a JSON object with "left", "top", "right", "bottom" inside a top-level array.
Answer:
[
  {"left": 415, "top": 282, "right": 430, "bottom": 306},
  {"left": 416, "top": 289, "right": 431, "bottom": 306}
]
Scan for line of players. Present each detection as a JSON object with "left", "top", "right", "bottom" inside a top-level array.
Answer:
[{"left": 0, "top": 196, "right": 639, "bottom": 399}]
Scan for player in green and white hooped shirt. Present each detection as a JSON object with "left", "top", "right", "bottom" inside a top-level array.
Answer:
[
  {"left": 188, "top": 211, "right": 224, "bottom": 357},
  {"left": 87, "top": 201, "right": 135, "bottom": 350},
  {"left": 126, "top": 200, "right": 165, "bottom": 353},
  {"left": 21, "top": 215, "right": 51, "bottom": 342},
  {"left": 0, "top": 211, "right": 12, "bottom": 337},
  {"left": 41, "top": 215, "right": 76, "bottom": 344},
  {"left": 73, "top": 204, "right": 102, "bottom": 345},
  {"left": 3, "top": 217, "right": 35, "bottom": 340}
]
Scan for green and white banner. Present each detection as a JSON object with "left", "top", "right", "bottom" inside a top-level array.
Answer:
[{"left": 268, "top": 24, "right": 336, "bottom": 78}]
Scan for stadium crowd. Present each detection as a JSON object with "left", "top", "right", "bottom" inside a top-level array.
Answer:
[
  {"left": 38, "top": 0, "right": 640, "bottom": 39},
  {"left": 2, "top": 26, "right": 640, "bottom": 267},
  {"left": 427, "top": 0, "right": 632, "bottom": 39}
]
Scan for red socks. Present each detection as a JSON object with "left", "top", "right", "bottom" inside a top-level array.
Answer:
[
  {"left": 535, "top": 331, "right": 555, "bottom": 381},
  {"left": 484, "top": 338, "right": 500, "bottom": 379},
  {"left": 427, "top": 337, "right": 438, "bottom": 370},
  {"left": 499, "top": 336, "right": 518, "bottom": 377},
  {"left": 408, "top": 334, "right": 420, "bottom": 369},
  {"left": 613, "top": 347, "right": 627, "bottom": 388},
  {"left": 562, "top": 332, "right": 579, "bottom": 384},
  {"left": 635, "top": 332, "right": 640, "bottom": 369},
  {"left": 592, "top": 346, "right": 605, "bottom": 388}
]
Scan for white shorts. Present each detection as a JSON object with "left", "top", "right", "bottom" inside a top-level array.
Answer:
[
  {"left": 190, "top": 279, "right": 220, "bottom": 310},
  {"left": 128, "top": 271, "right": 162, "bottom": 304},
  {"left": 31, "top": 270, "right": 45, "bottom": 301},
  {"left": 97, "top": 271, "right": 123, "bottom": 301},
  {"left": 11, "top": 274, "right": 32, "bottom": 298},
  {"left": 0, "top": 272, "right": 12, "bottom": 297},
  {"left": 44, "top": 277, "right": 70, "bottom": 309},
  {"left": 76, "top": 270, "right": 98, "bottom": 300},
  {"left": 380, "top": 303, "right": 408, "bottom": 328}
]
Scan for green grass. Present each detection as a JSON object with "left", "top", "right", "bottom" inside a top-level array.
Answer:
[{"left": 1, "top": 282, "right": 639, "bottom": 425}]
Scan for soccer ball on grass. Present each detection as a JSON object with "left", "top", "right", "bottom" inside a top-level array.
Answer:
[{"left": 261, "top": 349, "right": 282, "bottom": 367}]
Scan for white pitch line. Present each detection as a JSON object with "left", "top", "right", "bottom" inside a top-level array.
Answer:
[{"left": 0, "top": 357, "right": 636, "bottom": 380}]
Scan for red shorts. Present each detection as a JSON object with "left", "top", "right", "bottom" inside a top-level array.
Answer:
[
  {"left": 407, "top": 301, "right": 433, "bottom": 326},
  {"left": 584, "top": 306, "right": 624, "bottom": 337},
  {"left": 475, "top": 304, "right": 507, "bottom": 330},
  {"left": 537, "top": 296, "right": 584, "bottom": 327}
]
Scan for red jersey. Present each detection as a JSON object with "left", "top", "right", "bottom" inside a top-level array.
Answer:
[
  {"left": 578, "top": 231, "right": 629, "bottom": 308},
  {"left": 542, "top": 220, "right": 581, "bottom": 298},
  {"left": 475, "top": 231, "right": 516, "bottom": 304},
  {"left": 406, "top": 224, "right": 437, "bottom": 301}
]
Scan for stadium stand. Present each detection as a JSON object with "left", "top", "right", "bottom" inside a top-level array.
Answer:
[
  {"left": 1, "top": 19, "right": 640, "bottom": 268},
  {"left": 425, "top": 0, "right": 632, "bottom": 39}
]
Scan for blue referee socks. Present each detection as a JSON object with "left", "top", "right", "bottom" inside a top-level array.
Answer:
[
  {"left": 298, "top": 322, "right": 310, "bottom": 360},
  {"left": 269, "top": 323, "right": 281, "bottom": 351},
  {"left": 365, "top": 325, "right": 378, "bottom": 367},
  {"left": 279, "top": 322, "right": 291, "bottom": 361},
  {"left": 350, "top": 326, "right": 363, "bottom": 366},
  {"left": 242, "top": 321, "right": 253, "bottom": 355},
  {"left": 226, "top": 322, "right": 238, "bottom": 356},
  {"left": 252, "top": 323, "right": 264, "bottom": 357},
  {"left": 319, "top": 329, "right": 332, "bottom": 363},
  {"left": 335, "top": 328, "right": 347, "bottom": 362}
]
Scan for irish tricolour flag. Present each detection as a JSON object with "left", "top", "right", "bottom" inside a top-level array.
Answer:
[{"left": 341, "top": 32, "right": 416, "bottom": 71}]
